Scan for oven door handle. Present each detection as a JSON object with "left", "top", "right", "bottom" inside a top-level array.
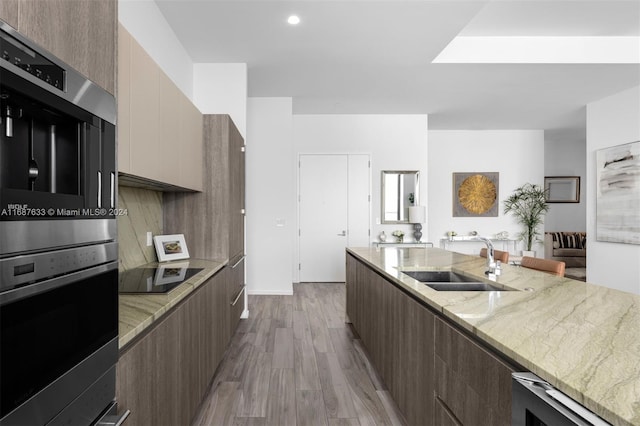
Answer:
[
  {"left": 97, "top": 171, "right": 102, "bottom": 208},
  {"left": 95, "top": 409, "right": 131, "bottom": 426},
  {"left": 0, "top": 261, "right": 117, "bottom": 306}
]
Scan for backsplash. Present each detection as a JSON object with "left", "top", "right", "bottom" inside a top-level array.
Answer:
[{"left": 117, "top": 185, "right": 163, "bottom": 271}]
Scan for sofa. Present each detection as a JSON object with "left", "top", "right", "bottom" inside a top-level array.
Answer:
[{"left": 544, "top": 232, "right": 587, "bottom": 280}]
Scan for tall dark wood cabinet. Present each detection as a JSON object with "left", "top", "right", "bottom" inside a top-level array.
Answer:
[
  {"left": 164, "top": 114, "right": 246, "bottom": 331},
  {"left": 1, "top": 0, "right": 117, "bottom": 94}
]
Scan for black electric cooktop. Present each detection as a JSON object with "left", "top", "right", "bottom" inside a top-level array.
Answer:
[{"left": 119, "top": 265, "right": 204, "bottom": 294}]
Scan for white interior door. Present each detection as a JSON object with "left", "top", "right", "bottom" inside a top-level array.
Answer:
[{"left": 299, "top": 154, "right": 370, "bottom": 282}]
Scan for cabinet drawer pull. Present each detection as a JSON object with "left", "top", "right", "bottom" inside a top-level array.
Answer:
[
  {"left": 231, "top": 286, "right": 245, "bottom": 306},
  {"left": 230, "top": 255, "right": 246, "bottom": 269}
]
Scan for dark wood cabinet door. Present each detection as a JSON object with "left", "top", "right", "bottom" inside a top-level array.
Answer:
[
  {"left": 17, "top": 0, "right": 116, "bottom": 94},
  {"left": 116, "top": 308, "right": 180, "bottom": 426},
  {"left": 347, "top": 255, "right": 435, "bottom": 425},
  {"left": 228, "top": 117, "right": 245, "bottom": 260},
  {"left": 345, "top": 254, "right": 358, "bottom": 325},
  {"left": 434, "top": 397, "right": 463, "bottom": 426},
  {"left": 434, "top": 317, "right": 515, "bottom": 426},
  {"left": 228, "top": 259, "right": 245, "bottom": 337}
]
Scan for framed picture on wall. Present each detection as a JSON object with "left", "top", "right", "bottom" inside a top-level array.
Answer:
[
  {"left": 596, "top": 141, "right": 640, "bottom": 244},
  {"left": 544, "top": 176, "right": 580, "bottom": 203}
]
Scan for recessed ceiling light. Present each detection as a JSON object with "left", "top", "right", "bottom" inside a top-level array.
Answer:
[{"left": 287, "top": 15, "right": 300, "bottom": 25}]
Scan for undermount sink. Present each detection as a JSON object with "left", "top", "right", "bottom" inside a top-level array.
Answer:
[{"left": 401, "top": 270, "right": 512, "bottom": 292}]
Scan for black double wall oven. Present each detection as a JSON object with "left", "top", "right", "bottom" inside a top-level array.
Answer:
[{"left": 0, "top": 20, "right": 124, "bottom": 425}]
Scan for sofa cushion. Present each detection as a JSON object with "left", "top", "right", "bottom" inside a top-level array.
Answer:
[
  {"left": 551, "top": 232, "right": 586, "bottom": 250},
  {"left": 553, "top": 248, "right": 585, "bottom": 257}
]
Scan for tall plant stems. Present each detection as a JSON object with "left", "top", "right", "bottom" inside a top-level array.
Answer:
[{"left": 503, "top": 183, "right": 549, "bottom": 251}]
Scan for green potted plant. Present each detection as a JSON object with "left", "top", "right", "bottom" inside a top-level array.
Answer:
[{"left": 503, "top": 183, "right": 549, "bottom": 257}]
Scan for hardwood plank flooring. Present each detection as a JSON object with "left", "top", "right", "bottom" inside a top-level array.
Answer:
[{"left": 193, "top": 283, "right": 407, "bottom": 426}]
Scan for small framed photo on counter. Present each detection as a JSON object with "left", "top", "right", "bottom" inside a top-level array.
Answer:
[
  {"left": 544, "top": 176, "right": 580, "bottom": 203},
  {"left": 153, "top": 234, "right": 190, "bottom": 262}
]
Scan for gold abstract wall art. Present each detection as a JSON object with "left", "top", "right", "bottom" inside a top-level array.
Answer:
[{"left": 453, "top": 172, "right": 499, "bottom": 217}]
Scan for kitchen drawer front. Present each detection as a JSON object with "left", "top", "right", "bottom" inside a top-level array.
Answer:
[
  {"left": 435, "top": 396, "right": 463, "bottom": 426},
  {"left": 434, "top": 318, "right": 515, "bottom": 426},
  {"left": 228, "top": 256, "right": 245, "bottom": 336}
]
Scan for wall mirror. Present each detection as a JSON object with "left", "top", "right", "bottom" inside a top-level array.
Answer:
[{"left": 382, "top": 170, "right": 419, "bottom": 223}]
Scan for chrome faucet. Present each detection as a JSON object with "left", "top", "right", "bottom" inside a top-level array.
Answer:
[{"left": 474, "top": 236, "right": 496, "bottom": 275}]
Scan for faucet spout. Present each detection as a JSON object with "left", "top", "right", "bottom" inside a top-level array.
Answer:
[{"left": 473, "top": 236, "right": 495, "bottom": 274}]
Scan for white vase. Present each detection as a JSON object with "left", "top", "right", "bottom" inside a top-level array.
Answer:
[
  {"left": 379, "top": 231, "right": 387, "bottom": 242},
  {"left": 522, "top": 250, "right": 536, "bottom": 258}
]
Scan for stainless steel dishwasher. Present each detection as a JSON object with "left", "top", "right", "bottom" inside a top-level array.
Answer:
[{"left": 512, "top": 372, "right": 611, "bottom": 426}]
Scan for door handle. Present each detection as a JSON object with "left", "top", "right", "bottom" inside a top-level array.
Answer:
[{"left": 337, "top": 230, "right": 347, "bottom": 236}]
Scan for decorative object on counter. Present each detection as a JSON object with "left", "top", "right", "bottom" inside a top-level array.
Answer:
[
  {"left": 495, "top": 230, "right": 509, "bottom": 239},
  {"left": 544, "top": 176, "right": 580, "bottom": 203},
  {"left": 453, "top": 172, "right": 499, "bottom": 217},
  {"left": 392, "top": 230, "right": 405, "bottom": 242},
  {"left": 447, "top": 230, "right": 457, "bottom": 241},
  {"left": 503, "top": 183, "right": 549, "bottom": 256},
  {"left": 153, "top": 234, "right": 190, "bottom": 262},
  {"left": 379, "top": 231, "right": 387, "bottom": 242},
  {"left": 408, "top": 206, "right": 426, "bottom": 242},
  {"left": 596, "top": 141, "right": 640, "bottom": 245},
  {"left": 469, "top": 230, "right": 478, "bottom": 236}
]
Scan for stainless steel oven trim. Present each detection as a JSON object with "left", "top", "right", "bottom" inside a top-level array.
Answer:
[
  {"left": 0, "top": 20, "right": 116, "bottom": 124},
  {"left": 0, "top": 337, "right": 118, "bottom": 426},
  {"left": 512, "top": 372, "right": 610, "bottom": 426},
  {"left": 0, "top": 259, "right": 117, "bottom": 305},
  {"left": 0, "top": 219, "right": 116, "bottom": 257}
]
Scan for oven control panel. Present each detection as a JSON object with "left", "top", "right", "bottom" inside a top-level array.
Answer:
[
  {"left": 0, "top": 242, "right": 118, "bottom": 293},
  {"left": 0, "top": 28, "right": 65, "bottom": 91}
]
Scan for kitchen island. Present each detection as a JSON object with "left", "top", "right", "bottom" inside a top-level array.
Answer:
[{"left": 347, "top": 246, "right": 639, "bottom": 426}]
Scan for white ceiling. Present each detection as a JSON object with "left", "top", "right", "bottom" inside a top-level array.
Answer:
[{"left": 155, "top": 0, "right": 640, "bottom": 133}]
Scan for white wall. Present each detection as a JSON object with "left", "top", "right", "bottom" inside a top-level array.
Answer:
[
  {"left": 246, "top": 98, "right": 294, "bottom": 295},
  {"left": 544, "top": 129, "right": 587, "bottom": 231},
  {"left": 194, "top": 64, "right": 248, "bottom": 139},
  {"left": 293, "top": 115, "right": 429, "bottom": 281},
  {"left": 586, "top": 86, "right": 640, "bottom": 294},
  {"left": 118, "top": 0, "right": 194, "bottom": 99},
  {"left": 428, "top": 130, "right": 545, "bottom": 255}
]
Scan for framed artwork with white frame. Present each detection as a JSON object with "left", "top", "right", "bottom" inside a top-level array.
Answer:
[{"left": 153, "top": 234, "right": 190, "bottom": 262}]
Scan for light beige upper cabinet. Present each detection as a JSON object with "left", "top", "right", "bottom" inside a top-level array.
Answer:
[
  {"left": 0, "top": 0, "right": 19, "bottom": 29},
  {"left": 159, "top": 72, "right": 182, "bottom": 186},
  {"left": 128, "top": 34, "right": 161, "bottom": 182},
  {"left": 179, "top": 94, "right": 203, "bottom": 191},
  {"left": 118, "top": 25, "right": 203, "bottom": 191},
  {"left": 15, "top": 0, "right": 116, "bottom": 94}
]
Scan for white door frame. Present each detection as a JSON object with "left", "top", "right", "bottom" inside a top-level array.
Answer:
[{"left": 295, "top": 152, "right": 371, "bottom": 283}]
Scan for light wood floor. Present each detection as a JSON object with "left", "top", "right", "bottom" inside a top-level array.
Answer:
[{"left": 192, "top": 283, "right": 407, "bottom": 426}]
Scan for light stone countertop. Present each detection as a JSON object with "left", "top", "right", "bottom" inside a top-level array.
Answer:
[
  {"left": 347, "top": 246, "right": 640, "bottom": 426},
  {"left": 118, "top": 258, "right": 226, "bottom": 349}
]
